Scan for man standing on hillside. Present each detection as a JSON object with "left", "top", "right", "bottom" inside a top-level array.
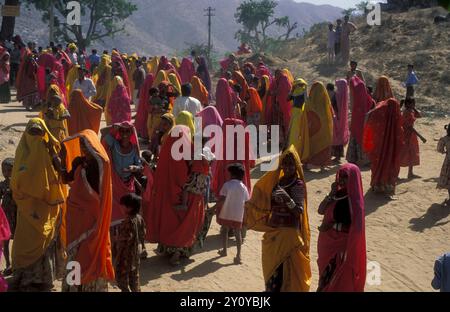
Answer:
[
  {"left": 340, "top": 15, "right": 357, "bottom": 65},
  {"left": 335, "top": 19, "right": 343, "bottom": 62}
]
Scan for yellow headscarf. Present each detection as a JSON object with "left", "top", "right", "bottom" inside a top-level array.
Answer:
[
  {"left": 92, "top": 55, "right": 112, "bottom": 103},
  {"left": 147, "top": 56, "right": 159, "bottom": 76},
  {"left": 65, "top": 65, "right": 81, "bottom": 101},
  {"left": 168, "top": 73, "right": 181, "bottom": 95},
  {"left": 68, "top": 43, "right": 77, "bottom": 51},
  {"left": 297, "top": 81, "right": 333, "bottom": 162},
  {"left": 171, "top": 57, "right": 181, "bottom": 70},
  {"left": 153, "top": 70, "right": 168, "bottom": 87},
  {"left": 175, "top": 111, "right": 195, "bottom": 137},
  {"left": 105, "top": 76, "right": 125, "bottom": 125},
  {"left": 282, "top": 68, "right": 294, "bottom": 84},
  {"left": 11, "top": 118, "right": 66, "bottom": 269},
  {"left": 244, "top": 145, "right": 311, "bottom": 292},
  {"left": 292, "top": 78, "right": 308, "bottom": 97}
]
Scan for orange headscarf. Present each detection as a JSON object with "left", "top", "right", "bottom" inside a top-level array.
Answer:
[
  {"left": 374, "top": 76, "right": 394, "bottom": 103},
  {"left": 63, "top": 130, "right": 115, "bottom": 285},
  {"left": 68, "top": 89, "right": 103, "bottom": 136},
  {"left": 190, "top": 76, "right": 209, "bottom": 106},
  {"left": 247, "top": 87, "right": 263, "bottom": 115},
  {"left": 232, "top": 70, "right": 249, "bottom": 101}
]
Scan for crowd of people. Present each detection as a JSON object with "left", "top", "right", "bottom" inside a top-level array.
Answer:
[{"left": 0, "top": 27, "right": 448, "bottom": 293}]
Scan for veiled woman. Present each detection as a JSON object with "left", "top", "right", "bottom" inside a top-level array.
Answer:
[
  {"left": 10, "top": 118, "right": 66, "bottom": 291},
  {"left": 245, "top": 146, "right": 311, "bottom": 292}
]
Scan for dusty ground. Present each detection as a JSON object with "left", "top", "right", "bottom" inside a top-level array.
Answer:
[{"left": 1, "top": 89, "right": 449, "bottom": 292}]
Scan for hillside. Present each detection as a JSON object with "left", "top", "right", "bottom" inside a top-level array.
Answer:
[
  {"left": 265, "top": 6, "right": 450, "bottom": 115},
  {"left": 13, "top": 0, "right": 342, "bottom": 56}
]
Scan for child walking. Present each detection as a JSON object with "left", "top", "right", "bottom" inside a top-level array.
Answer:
[
  {"left": 115, "top": 193, "right": 146, "bottom": 292},
  {"left": 437, "top": 124, "right": 450, "bottom": 206},
  {"left": 400, "top": 98, "right": 422, "bottom": 179},
  {"left": 0, "top": 158, "right": 16, "bottom": 276},
  {"left": 215, "top": 164, "right": 250, "bottom": 265}
]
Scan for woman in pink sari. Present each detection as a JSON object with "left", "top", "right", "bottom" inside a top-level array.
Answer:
[
  {"left": 179, "top": 58, "right": 195, "bottom": 85},
  {"left": 317, "top": 163, "right": 366, "bottom": 292},
  {"left": 107, "top": 76, "right": 131, "bottom": 125},
  {"left": 215, "top": 78, "right": 235, "bottom": 120},
  {"left": 332, "top": 79, "right": 350, "bottom": 162},
  {"left": 134, "top": 74, "right": 154, "bottom": 138},
  {"left": 112, "top": 51, "right": 131, "bottom": 97},
  {"left": 271, "top": 70, "right": 292, "bottom": 145}
]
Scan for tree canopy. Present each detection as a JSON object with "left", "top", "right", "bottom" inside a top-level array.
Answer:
[{"left": 23, "top": 0, "right": 137, "bottom": 49}]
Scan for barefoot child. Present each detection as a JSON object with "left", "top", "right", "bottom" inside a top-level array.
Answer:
[
  {"left": 115, "top": 193, "right": 145, "bottom": 292},
  {"left": 0, "top": 158, "right": 16, "bottom": 276},
  {"left": 437, "top": 124, "right": 450, "bottom": 205},
  {"left": 215, "top": 164, "right": 250, "bottom": 265},
  {"left": 400, "top": 98, "right": 422, "bottom": 179}
]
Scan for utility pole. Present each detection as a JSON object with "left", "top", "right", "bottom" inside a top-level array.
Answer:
[
  {"left": 204, "top": 6, "right": 215, "bottom": 68},
  {"left": 49, "top": 0, "right": 54, "bottom": 44}
]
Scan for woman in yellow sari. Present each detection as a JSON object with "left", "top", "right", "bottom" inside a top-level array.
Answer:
[
  {"left": 175, "top": 110, "right": 196, "bottom": 137},
  {"left": 65, "top": 65, "right": 81, "bottom": 102},
  {"left": 153, "top": 70, "right": 167, "bottom": 88},
  {"left": 258, "top": 75, "right": 270, "bottom": 125},
  {"left": 245, "top": 145, "right": 311, "bottom": 292},
  {"left": 296, "top": 82, "right": 333, "bottom": 167},
  {"left": 92, "top": 54, "right": 112, "bottom": 107},
  {"left": 40, "top": 86, "right": 70, "bottom": 142},
  {"left": 10, "top": 118, "right": 66, "bottom": 292},
  {"left": 168, "top": 72, "right": 182, "bottom": 96},
  {"left": 147, "top": 56, "right": 159, "bottom": 76}
]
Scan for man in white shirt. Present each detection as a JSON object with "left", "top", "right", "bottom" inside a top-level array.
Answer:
[
  {"left": 72, "top": 67, "right": 97, "bottom": 100},
  {"left": 173, "top": 83, "right": 203, "bottom": 131}
]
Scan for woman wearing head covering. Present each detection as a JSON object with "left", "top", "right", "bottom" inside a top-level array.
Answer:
[
  {"left": 215, "top": 78, "right": 235, "bottom": 120},
  {"left": 146, "top": 125, "right": 205, "bottom": 265},
  {"left": 10, "top": 118, "right": 66, "bottom": 292},
  {"left": 16, "top": 49, "right": 40, "bottom": 110},
  {"left": 146, "top": 56, "right": 159, "bottom": 76},
  {"left": 92, "top": 55, "right": 112, "bottom": 107},
  {"left": 258, "top": 75, "right": 271, "bottom": 125},
  {"left": 271, "top": 70, "right": 293, "bottom": 145},
  {"left": 191, "top": 75, "right": 209, "bottom": 107},
  {"left": 297, "top": 82, "right": 333, "bottom": 167},
  {"left": 61, "top": 130, "right": 115, "bottom": 291},
  {"left": 197, "top": 105, "right": 223, "bottom": 131},
  {"left": 363, "top": 98, "right": 404, "bottom": 196},
  {"left": 168, "top": 72, "right": 182, "bottom": 96},
  {"left": 179, "top": 58, "right": 195, "bottom": 85},
  {"left": 287, "top": 78, "right": 308, "bottom": 150},
  {"left": 175, "top": 111, "right": 196, "bottom": 137},
  {"left": 134, "top": 74, "right": 154, "bottom": 139},
  {"left": 245, "top": 146, "right": 311, "bottom": 292},
  {"left": 0, "top": 46, "right": 11, "bottom": 103},
  {"left": 171, "top": 57, "right": 181, "bottom": 70},
  {"left": 65, "top": 64, "right": 80, "bottom": 101},
  {"left": 153, "top": 70, "right": 168, "bottom": 88},
  {"left": 68, "top": 89, "right": 103, "bottom": 136},
  {"left": 346, "top": 76, "right": 374, "bottom": 165},
  {"left": 40, "top": 91, "right": 70, "bottom": 142},
  {"left": 157, "top": 56, "right": 176, "bottom": 73},
  {"left": 196, "top": 56, "right": 212, "bottom": 96},
  {"left": 111, "top": 50, "right": 131, "bottom": 97},
  {"left": 246, "top": 87, "right": 263, "bottom": 127},
  {"left": 332, "top": 79, "right": 350, "bottom": 162},
  {"left": 106, "top": 76, "right": 132, "bottom": 126},
  {"left": 149, "top": 112, "right": 175, "bottom": 157},
  {"left": 374, "top": 76, "right": 394, "bottom": 103},
  {"left": 101, "top": 122, "right": 142, "bottom": 257},
  {"left": 317, "top": 163, "right": 366, "bottom": 292}
]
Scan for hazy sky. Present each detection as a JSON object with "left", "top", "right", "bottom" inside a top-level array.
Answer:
[{"left": 294, "top": 0, "right": 365, "bottom": 9}]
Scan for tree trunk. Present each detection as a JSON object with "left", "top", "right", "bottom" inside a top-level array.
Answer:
[{"left": 0, "top": 0, "right": 20, "bottom": 41}]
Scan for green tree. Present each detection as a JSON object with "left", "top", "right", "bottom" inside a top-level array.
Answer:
[
  {"left": 355, "top": 1, "right": 370, "bottom": 15},
  {"left": 234, "top": 0, "right": 298, "bottom": 52},
  {"left": 23, "top": 0, "right": 137, "bottom": 49},
  {"left": 341, "top": 7, "right": 356, "bottom": 17}
]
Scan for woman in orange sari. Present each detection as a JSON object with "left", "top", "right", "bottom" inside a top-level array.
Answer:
[
  {"left": 374, "top": 76, "right": 394, "bottom": 103},
  {"left": 60, "top": 130, "right": 115, "bottom": 291},
  {"left": 191, "top": 75, "right": 209, "bottom": 107},
  {"left": 363, "top": 98, "right": 404, "bottom": 197},
  {"left": 147, "top": 125, "right": 205, "bottom": 266},
  {"left": 245, "top": 146, "right": 311, "bottom": 292},
  {"left": 68, "top": 89, "right": 103, "bottom": 136}
]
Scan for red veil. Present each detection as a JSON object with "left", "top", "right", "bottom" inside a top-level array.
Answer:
[
  {"left": 317, "top": 163, "right": 366, "bottom": 292},
  {"left": 215, "top": 78, "right": 234, "bottom": 120},
  {"left": 134, "top": 74, "right": 154, "bottom": 138},
  {"left": 274, "top": 73, "right": 292, "bottom": 133},
  {"left": 349, "top": 76, "right": 373, "bottom": 146},
  {"left": 145, "top": 125, "right": 204, "bottom": 247},
  {"left": 212, "top": 118, "right": 255, "bottom": 197},
  {"left": 179, "top": 58, "right": 195, "bottom": 85},
  {"left": 111, "top": 52, "right": 131, "bottom": 97},
  {"left": 363, "top": 98, "right": 404, "bottom": 188}
]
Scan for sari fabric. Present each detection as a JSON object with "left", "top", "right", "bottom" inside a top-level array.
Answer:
[
  {"left": 111, "top": 51, "right": 131, "bottom": 97},
  {"left": 374, "top": 76, "right": 394, "bottom": 103},
  {"left": 153, "top": 70, "right": 168, "bottom": 88},
  {"left": 247, "top": 87, "right": 263, "bottom": 115},
  {"left": 333, "top": 79, "right": 350, "bottom": 146},
  {"left": 297, "top": 82, "right": 333, "bottom": 165},
  {"left": 196, "top": 56, "right": 211, "bottom": 94},
  {"left": 212, "top": 118, "right": 255, "bottom": 197},
  {"left": 106, "top": 76, "right": 132, "bottom": 125},
  {"left": 244, "top": 146, "right": 311, "bottom": 292},
  {"left": 350, "top": 76, "right": 373, "bottom": 146},
  {"left": 179, "top": 58, "right": 195, "bottom": 84},
  {"left": 215, "top": 78, "right": 235, "bottom": 120},
  {"left": 259, "top": 75, "right": 271, "bottom": 125},
  {"left": 0, "top": 206, "right": 10, "bottom": 292},
  {"left": 196, "top": 106, "right": 223, "bottom": 131},
  {"left": 145, "top": 125, "right": 204, "bottom": 248},
  {"left": 232, "top": 70, "right": 250, "bottom": 101},
  {"left": 363, "top": 98, "right": 404, "bottom": 189},
  {"left": 92, "top": 55, "right": 112, "bottom": 105},
  {"left": 317, "top": 164, "right": 366, "bottom": 292},
  {"left": 11, "top": 118, "right": 65, "bottom": 269},
  {"left": 175, "top": 111, "right": 196, "bottom": 137},
  {"left": 135, "top": 74, "right": 154, "bottom": 138},
  {"left": 68, "top": 89, "right": 103, "bottom": 136},
  {"left": 157, "top": 56, "right": 176, "bottom": 73},
  {"left": 274, "top": 73, "right": 293, "bottom": 134},
  {"left": 147, "top": 57, "right": 159, "bottom": 76},
  {"left": 65, "top": 65, "right": 80, "bottom": 101},
  {"left": 63, "top": 130, "right": 115, "bottom": 285},
  {"left": 16, "top": 50, "right": 38, "bottom": 102},
  {"left": 191, "top": 76, "right": 209, "bottom": 106},
  {"left": 168, "top": 73, "right": 181, "bottom": 95}
]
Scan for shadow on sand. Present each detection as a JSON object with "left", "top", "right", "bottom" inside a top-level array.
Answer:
[{"left": 409, "top": 203, "right": 450, "bottom": 233}]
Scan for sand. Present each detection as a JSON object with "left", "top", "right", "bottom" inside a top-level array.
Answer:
[{"left": 1, "top": 95, "right": 449, "bottom": 292}]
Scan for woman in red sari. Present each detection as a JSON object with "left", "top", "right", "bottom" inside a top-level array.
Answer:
[
  {"left": 16, "top": 50, "right": 40, "bottom": 110},
  {"left": 212, "top": 118, "right": 255, "bottom": 198},
  {"left": 215, "top": 78, "right": 235, "bottom": 120},
  {"left": 271, "top": 70, "right": 292, "bottom": 145},
  {"left": 317, "top": 163, "right": 366, "bottom": 292},
  {"left": 111, "top": 51, "right": 131, "bottom": 97},
  {"left": 179, "top": 58, "right": 195, "bottom": 85},
  {"left": 134, "top": 74, "right": 154, "bottom": 139},
  {"left": 146, "top": 125, "right": 205, "bottom": 265},
  {"left": 106, "top": 76, "right": 132, "bottom": 125},
  {"left": 363, "top": 98, "right": 404, "bottom": 196}
]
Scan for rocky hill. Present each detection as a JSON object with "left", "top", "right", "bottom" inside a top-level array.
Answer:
[{"left": 13, "top": 0, "right": 342, "bottom": 56}]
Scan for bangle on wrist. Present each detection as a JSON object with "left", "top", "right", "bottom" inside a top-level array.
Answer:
[{"left": 287, "top": 199, "right": 296, "bottom": 210}]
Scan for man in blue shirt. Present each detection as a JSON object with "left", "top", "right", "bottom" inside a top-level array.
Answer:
[
  {"left": 89, "top": 49, "right": 101, "bottom": 74},
  {"left": 404, "top": 64, "right": 419, "bottom": 98}
]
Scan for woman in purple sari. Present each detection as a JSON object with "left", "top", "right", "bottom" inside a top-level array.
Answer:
[{"left": 196, "top": 57, "right": 212, "bottom": 97}]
